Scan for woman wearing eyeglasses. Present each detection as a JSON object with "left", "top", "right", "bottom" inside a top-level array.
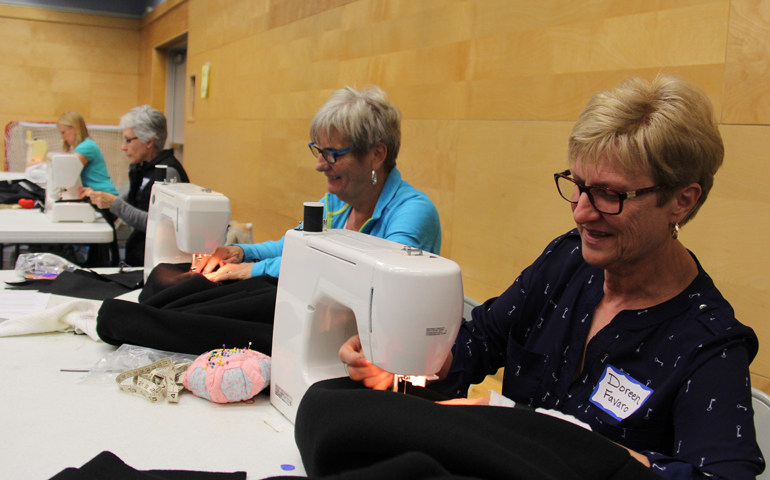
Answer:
[
  {"left": 199, "top": 86, "right": 441, "bottom": 281},
  {"left": 336, "top": 75, "right": 762, "bottom": 479},
  {"left": 80, "top": 105, "right": 189, "bottom": 266}
]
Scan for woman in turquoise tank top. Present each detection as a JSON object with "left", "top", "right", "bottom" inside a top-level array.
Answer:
[
  {"left": 56, "top": 112, "right": 120, "bottom": 266},
  {"left": 56, "top": 112, "right": 118, "bottom": 195}
]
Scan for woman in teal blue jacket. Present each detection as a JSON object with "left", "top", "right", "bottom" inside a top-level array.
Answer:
[{"left": 199, "top": 86, "right": 441, "bottom": 281}]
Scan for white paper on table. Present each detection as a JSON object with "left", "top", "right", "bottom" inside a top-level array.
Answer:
[{"left": 0, "top": 292, "right": 51, "bottom": 322}]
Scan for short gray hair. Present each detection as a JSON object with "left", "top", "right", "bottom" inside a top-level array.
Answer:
[
  {"left": 310, "top": 86, "right": 401, "bottom": 173},
  {"left": 120, "top": 105, "right": 168, "bottom": 152}
]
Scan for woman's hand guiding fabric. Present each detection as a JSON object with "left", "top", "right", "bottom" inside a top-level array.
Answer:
[
  {"left": 197, "top": 246, "right": 245, "bottom": 274},
  {"left": 203, "top": 262, "right": 253, "bottom": 282},
  {"left": 339, "top": 335, "right": 394, "bottom": 390}
]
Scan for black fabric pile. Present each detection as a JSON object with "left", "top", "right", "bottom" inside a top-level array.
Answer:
[
  {"left": 0, "top": 178, "right": 45, "bottom": 204},
  {"left": 5, "top": 269, "right": 143, "bottom": 300},
  {"left": 96, "top": 263, "right": 278, "bottom": 355},
  {"left": 50, "top": 451, "right": 245, "bottom": 480},
  {"left": 1, "top": 178, "right": 119, "bottom": 267},
  {"left": 265, "top": 377, "right": 663, "bottom": 480}
]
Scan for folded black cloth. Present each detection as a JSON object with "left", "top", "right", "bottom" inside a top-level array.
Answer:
[
  {"left": 0, "top": 178, "right": 45, "bottom": 204},
  {"left": 138, "top": 262, "right": 199, "bottom": 302},
  {"left": 97, "top": 264, "right": 278, "bottom": 355},
  {"left": 280, "top": 377, "right": 662, "bottom": 480},
  {"left": 5, "top": 269, "right": 143, "bottom": 300},
  {"left": 50, "top": 450, "right": 246, "bottom": 479}
]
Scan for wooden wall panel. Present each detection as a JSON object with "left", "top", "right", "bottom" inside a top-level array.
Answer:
[
  {"left": 338, "top": 2, "right": 473, "bottom": 60},
  {"left": 269, "top": 0, "right": 357, "bottom": 30},
  {"left": 472, "top": 0, "right": 727, "bottom": 37},
  {"left": 174, "top": 0, "right": 770, "bottom": 386},
  {"left": 399, "top": 119, "right": 459, "bottom": 258},
  {"left": 137, "top": 1, "right": 188, "bottom": 108},
  {"left": 339, "top": 0, "right": 459, "bottom": 30},
  {"left": 453, "top": 120, "right": 576, "bottom": 301},
  {"left": 722, "top": 0, "right": 770, "bottom": 123},
  {"left": 90, "top": 73, "right": 141, "bottom": 120},
  {"left": 183, "top": 116, "right": 328, "bottom": 244},
  {"left": 468, "top": 1, "right": 729, "bottom": 121},
  {"left": 472, "top": 2, "right": 729, "bottom": 80},
  {"left": 0, "top": 8, "right": 139, "bottom": 170},
  {"left": 338, "top": 41, "right": 472, "bottom": 89},
  {"left": 468, "top": 65, "right": 726, "bottom": 122},
  {"left": 188, "top": 0, "right": 270, "bottom": 54}
]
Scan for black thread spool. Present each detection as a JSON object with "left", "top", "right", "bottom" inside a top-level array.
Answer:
[
  {"left": 154, "top": 165, "right": 168, "bottom": 183},
  {"left": 303, "top": 202, "right": 324, "bottom": 232}
]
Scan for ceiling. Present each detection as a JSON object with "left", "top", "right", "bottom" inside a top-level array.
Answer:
[{"left": 0, "top": 0, "right": 165, "bottom": 18}]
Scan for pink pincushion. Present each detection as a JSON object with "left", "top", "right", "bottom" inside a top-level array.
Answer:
[{"left": 183, "top": 346, "right": 271, "bottom": 403}]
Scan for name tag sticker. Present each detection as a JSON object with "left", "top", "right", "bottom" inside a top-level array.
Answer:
[
  {"left": 590, "top": 365, "right": 652, "bottom": 421},
  {"left": 140, "top": 177, "right": 151, "bottom": 190}
]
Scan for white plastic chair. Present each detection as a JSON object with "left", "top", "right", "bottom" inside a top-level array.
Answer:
[
  {"left": 463, "top": 296, "right": 480, "bottom": 321},
  {"left": 753, "top": 388, "right": 770, "bottom": 479}
]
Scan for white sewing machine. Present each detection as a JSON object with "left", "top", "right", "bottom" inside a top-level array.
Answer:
[
  {"left": 270, "top": 228, "right": 464, "bottom": 424},
  {"left": 144, "top": 182, "right": 231, "bottom": 282},
  {"left": 45, "top": 154, "right": 95, "bottom": 222}
]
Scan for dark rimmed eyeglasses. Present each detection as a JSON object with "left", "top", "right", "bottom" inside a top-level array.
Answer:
[
  {"left": 553, "top": 170, "right": 667, "bottom": 215},
  {"left": 122, "top": 136, "right": 139, "bottom": 145},
  {"left": 308, "top": 142, "right": 356, "bottom": 164}
]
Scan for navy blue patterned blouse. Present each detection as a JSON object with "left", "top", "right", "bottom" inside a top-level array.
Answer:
[{"left": 431, "top": 229, "right": 763, "bottom": 480}]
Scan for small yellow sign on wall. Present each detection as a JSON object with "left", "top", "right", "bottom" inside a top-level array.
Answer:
[{"left": 201, "top": 62, "right": 210, "bottom": 98}]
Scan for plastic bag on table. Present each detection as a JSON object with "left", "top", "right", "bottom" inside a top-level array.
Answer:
[
  {"left": 14, "top": 253, "right": 79, "bottom": 280},
  {"left": 78, "top": 343, "right": 198, "bottom": 385}
]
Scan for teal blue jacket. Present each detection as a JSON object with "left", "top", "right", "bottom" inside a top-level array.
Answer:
[{"left": 236, "top": 167, "right": 441, "bottom": 278}]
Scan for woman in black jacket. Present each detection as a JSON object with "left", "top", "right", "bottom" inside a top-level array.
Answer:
[{"left": 80, "top": 105, "right": 189, "bottom": 266}]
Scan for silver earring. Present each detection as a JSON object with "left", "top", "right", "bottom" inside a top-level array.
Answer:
[
  {"left": 671, "top": 223, "right": 680, "bottom": 239},
  {"left": 372, "top": 170, "right": 377, "bottom": 185}
]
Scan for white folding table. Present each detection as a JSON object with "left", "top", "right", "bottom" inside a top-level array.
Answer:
[
  {"left": 1, "top": 171, "right": 115, "bottom": 269},
  {"left": 0, "top": 171, "right": 113, "bottom": 243},
  {"left": 0, "top": 208, "right": 114, "bottom": 244},
  {"left": 0, "top": 269, "right": 304, "bottom": 479}
]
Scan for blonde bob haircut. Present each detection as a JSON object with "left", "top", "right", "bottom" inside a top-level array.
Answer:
[
  {"left": 310, "top": 85, "right": 401, "bottom": 173},
  {"left": 57, "top": 111, "right": 89, "bottom": 152},
  {"left": 568, "top": 74, "right": 724, "bottom": 225}
]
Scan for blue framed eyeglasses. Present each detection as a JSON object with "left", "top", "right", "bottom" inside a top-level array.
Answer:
[{"left": 308, "top": 142, "right": 356, "bottom": 164}]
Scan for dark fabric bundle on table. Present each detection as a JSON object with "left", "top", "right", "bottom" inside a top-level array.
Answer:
[
  {"left": 96, "top": 263, "right": 278, "bottom": 355},
  {"left": 0, "top": 178, "right": 45, "bottom": 204},
  {"left": 50, "top": 450, "right": 246, "bottom": 480},
  {"left": 5, "top": 269, "right": 143, "bottom": 300},
  {"left": 137, "top": 262, "right": 202, "bottom": 302},
  {"left": 1, "top": 176, "right": 119, "bottom": 267},
  {"left": 271, "top": 377, "right": 662, "bottom": 480}
]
